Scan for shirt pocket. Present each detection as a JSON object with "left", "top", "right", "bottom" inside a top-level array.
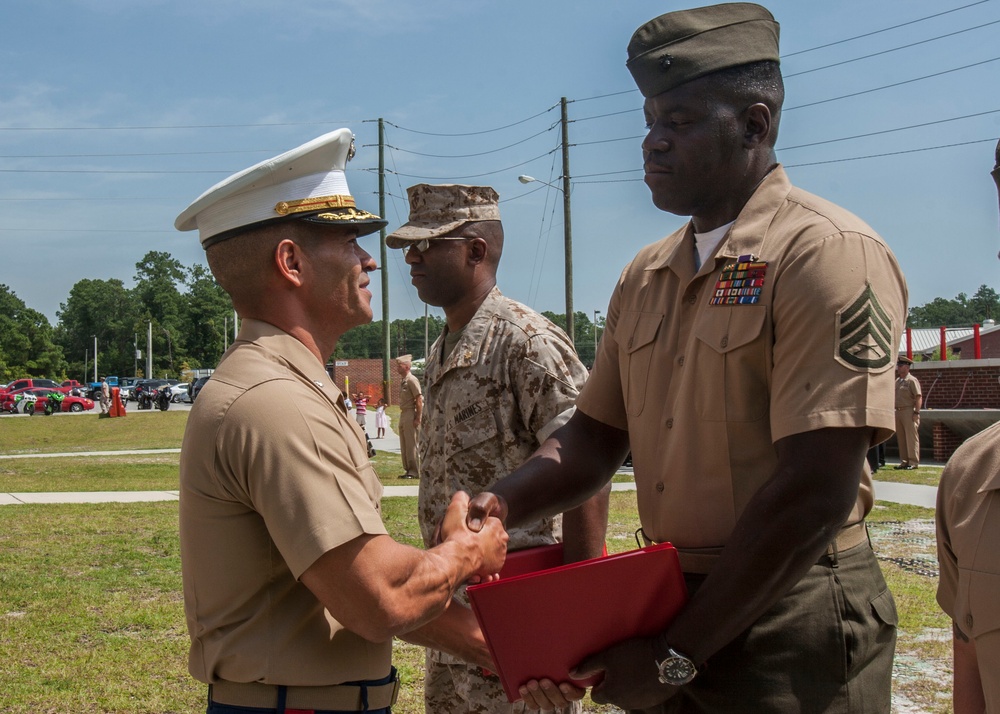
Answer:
[
  {"left": 443, "top": 403, "right": 501, "bottom": 480},
  {"left": 618, "top": 311, "right": 664, "bottom": 417},
  {"left": 693, "top": 305, "right": 769, "bottom": 422}
]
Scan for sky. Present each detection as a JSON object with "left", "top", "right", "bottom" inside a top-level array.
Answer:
[{"left": 2, "top": 0, "right": 999, "bottom": 333}]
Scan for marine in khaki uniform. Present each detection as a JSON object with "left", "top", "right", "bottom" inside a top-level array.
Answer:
[
  {"left": 174, "top": 129, "right": 508, "bottom": 714},
  {"left": 893, "top": 355, "right": 922, "bottom": 469},
  {"left": 396, "top": 354, "right": 422, "bottom": 478},
  {"left": 387, "top": 183, "right": 609, "bottom": 714},
  {"left": 466, "top": 5, "right": 907, "bottom": 712},
  {"left": 934, "top": 138, "right": 1000, "bottom": 714}
]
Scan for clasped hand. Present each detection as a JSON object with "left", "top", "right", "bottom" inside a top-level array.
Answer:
[{"left": 439, "top": 491, "right": 508, "bottom": 582}]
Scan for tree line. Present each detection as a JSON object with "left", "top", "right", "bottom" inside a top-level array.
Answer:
[{"left": 3, "top": 250, "right": 991, "bottom": 384}]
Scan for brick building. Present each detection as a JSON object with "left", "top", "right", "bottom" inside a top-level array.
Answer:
[
  {"left": 326, "top": 358, "right": 402, "bottom": 405},
  {"left": 899, "top": 359, "right": 1000, "bottom": 461}
]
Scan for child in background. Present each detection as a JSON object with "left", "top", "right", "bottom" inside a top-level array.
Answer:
[{"left": 375, "top": 398, "right": 388, "bottom": 439}]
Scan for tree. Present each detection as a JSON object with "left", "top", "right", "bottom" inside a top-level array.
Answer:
[
  {"left": 908, "top": 285, "right": 1000, "bottom": 328},
  {"left": 133, "top": 251, "right": 187, "bottom": 376},
  {"left": 0, "top": 284, "right": 66, "bottom": 381},
  {"left": 181, "top": 264, "right": 233, "bottom": 369},
  {"left": 56, "top": 278, "right": 138, "bottom": 379}
]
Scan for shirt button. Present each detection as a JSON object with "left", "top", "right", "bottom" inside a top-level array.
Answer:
[
  {"left": 687, "top": 293, "right": 697, "bottom": 305},
  {"left": 628, "top": 337, "right": 634, "bottom": 349},
  {"left": 656, "top": 482, "right": 665, "bottom": 493},
  {"left": 666, "top": 418, "right": 674, "bottom": 428},
  {"left": 720, "top": 336, "right": 729, "bottom": 348},
  {"left": 678, "top": 355, "right": 685, "bottom": 366},
  {"left": 967, "top": 614, "right": 974, "bottom": 629}
]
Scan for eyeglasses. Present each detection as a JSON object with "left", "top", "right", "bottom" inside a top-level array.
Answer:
[{"left": 402, "top": 236, "right": 473, "bottom": 256}]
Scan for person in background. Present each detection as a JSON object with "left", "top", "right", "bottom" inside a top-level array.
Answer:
[
  {"left": 174, "top": 128, "right": 507, "bottom": 714},
  {"left": 388, "top": 183, "right": 609, "bottom": 713},
  {"left": 934, "top": 138, "right": 1000, "bottom": 714},
  {"left": 894, "top": 355, "right": 922, "bottom": 470},
  {"left": 99, "top": 377, "right": 110, "bottom": 414},
  {"left": 354, "top": 391, "right": 368, "bottom": 430},
  {"left": 396, "top": 354, "right": 422, "bottom": 479},
  {"left": 467, "top": 4, "right": 907, "bottom": 711},
  {"left": 375, "top": 397, "right": 388, "bottom": 439}
]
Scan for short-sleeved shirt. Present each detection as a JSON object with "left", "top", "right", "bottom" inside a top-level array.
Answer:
[
  {"left": 577, "top": 166, "right": 907, "bottom": 551},
  {"left": 895, "top": 372, "right": 921, "bottom": 409},
  {"left": 418, "top": 287, "right": 588, "bottom": 553},
  {"left": 936, "top": 420, "right": 1000, "bottom": 693},
  {"left": 179, "top": 319, "right": 390, "bottom": 686},
  {"left": 400, "top": 372, "right": 421, "bottom": 414}
]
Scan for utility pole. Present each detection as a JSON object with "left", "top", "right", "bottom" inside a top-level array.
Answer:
[
  {"left": 379, "top": 118, "right": 391, "bottom": 402},
  {"left": 147, "top": 321, "right": 152, "bottom": 378},
  {"left": 561, "top": 97, "right": 574, "bottom": 344},
  {"left": 93, "top": 335, "right": 98, "bottom": 382}
]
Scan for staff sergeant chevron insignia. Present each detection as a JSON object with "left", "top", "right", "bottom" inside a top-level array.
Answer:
[{"left": 835, "top": 283, "right": 894, "bottom": 371}]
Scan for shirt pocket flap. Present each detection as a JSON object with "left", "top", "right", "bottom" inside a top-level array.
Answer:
[
  {"left": 620, "top": 311, "right": 663, "bottom": 354},
  {"left": 694, "top": 305, "right": 767, "bottom": 354}
]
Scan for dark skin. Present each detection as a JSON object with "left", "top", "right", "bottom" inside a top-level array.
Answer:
[
  {"left": 467, "top": 75, "right": 876, "bottom": 711},
  {"left": 404, "top": 222, "right": 611, "bottom": 565}
]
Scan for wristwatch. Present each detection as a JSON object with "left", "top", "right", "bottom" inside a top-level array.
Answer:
[{"left": 655, "top": 647, "right": 698, "bottom": 686}]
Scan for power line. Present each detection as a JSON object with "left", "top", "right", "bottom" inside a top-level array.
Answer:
[
  {"left": 785, "top": 18, "right": 1000, "bottom": 79},
  {"left": 784, "top": 136, "right": 1000, "bottom": 168},
  {"left": 781, "top": 0, "right": 991, "bottom": 57},
  {"left": 381, "top": 104, "right": 557, "bottom": 137},
  {"left": 785, "top": 56, "right": 1000, "bottom": 111},
  {"left": 0, "top": 120, "right": 356, "bottom": 132},
  {"left": 778, "top": 108, "right": 1000, "bottom": 151},
  {"left": 372, "top": 149, "right": 558, "bottom": 181},
  {"left": 369, "top": 125, "right": 554, "bottom": 159}
]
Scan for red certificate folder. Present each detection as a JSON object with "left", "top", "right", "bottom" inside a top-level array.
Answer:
[
  {"left": 498, "top": 542, "right": 566, "bottom": 579},
  {"left": 467, "top": 542, "right": 687, "bottom": 702}
]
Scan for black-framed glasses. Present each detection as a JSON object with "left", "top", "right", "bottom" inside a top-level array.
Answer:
[{"left": 402, "top": 236, "right": 473, "bottom": 256}]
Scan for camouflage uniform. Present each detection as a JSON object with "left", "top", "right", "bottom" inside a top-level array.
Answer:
[{"left": 419, "top": 286, "right": 587, "bottom": 714}]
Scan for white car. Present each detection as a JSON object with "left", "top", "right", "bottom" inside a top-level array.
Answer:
[{"left": 166, "top": 383, "right": 191, "bottom": 403}]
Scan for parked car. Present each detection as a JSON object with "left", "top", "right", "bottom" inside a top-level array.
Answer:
[
  {"left": 166, "top": 382, "right": 190, "bottom": 403},
  {"left": 2, "top": 387, "right": 95, "bottom": 414},
  {"left": 1, "top": 378, "right": 64, "bottom": 400},
  {"left": 190, "top": 375, "right": 211, "bottom": 402}
]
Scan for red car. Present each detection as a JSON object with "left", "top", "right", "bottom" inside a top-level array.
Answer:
[{"left": 1, "top": 387, "right": 95, "bottom": 414}]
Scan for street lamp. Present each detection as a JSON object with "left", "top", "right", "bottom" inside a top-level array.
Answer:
[{"left": 518, "top": 172, "right": 574, "bottom": 343}]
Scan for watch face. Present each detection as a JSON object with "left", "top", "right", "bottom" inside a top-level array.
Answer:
[{"left": 658, "top": 655, "right": 697, "bottom": 685}]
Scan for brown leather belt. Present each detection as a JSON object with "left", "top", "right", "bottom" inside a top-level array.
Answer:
[
  {"left": 648, "top": 522, "right": 870, "bottom": 575},
  {"left": 210, "top": 676, "right": 400, "bottom": 711}
]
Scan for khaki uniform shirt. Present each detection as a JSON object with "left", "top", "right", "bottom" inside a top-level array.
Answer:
[
  {"left": 577, "top": 166, "right": 907, "bottom": 553},
  {"left": 936, "top": 421, "right": 1000, "bottom": 706},
  {"left": 895, "top": 372, "right": 921, "bottom": 409},
  {"left": 418, "top": 287, "right": 588, "bottom": 553},
  {"left": 400, "top": 372, "right": 421, "bottom": 414},
  {"left": 179, "top": 319, "right": 390, "bottom": 686}
]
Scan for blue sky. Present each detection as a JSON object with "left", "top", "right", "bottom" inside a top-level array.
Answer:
[{"left": 2, "top": 0, "right": 999, "bottom": 330}]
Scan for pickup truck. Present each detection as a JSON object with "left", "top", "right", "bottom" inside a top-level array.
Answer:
[{"left": 88, "top": 376, "right": 119, "bottom": 400}]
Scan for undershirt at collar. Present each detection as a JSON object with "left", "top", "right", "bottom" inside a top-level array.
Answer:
[{"left": 693, "top": 220, "right": 735, "bottom": 270}]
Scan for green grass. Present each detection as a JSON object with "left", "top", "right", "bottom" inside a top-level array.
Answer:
[
  {"left": 872, "top": 463, "right": 942, "bottom": 487},
  {"left": 0, "top": 414, "right": 953, "bottom": 712},
  {"left": 0, "top": 411, "right": 189, "bottom": 454}
]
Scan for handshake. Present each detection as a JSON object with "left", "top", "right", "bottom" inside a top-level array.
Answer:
[{"left": 437, "top": 490, "right": 510, "bottom": 583}]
